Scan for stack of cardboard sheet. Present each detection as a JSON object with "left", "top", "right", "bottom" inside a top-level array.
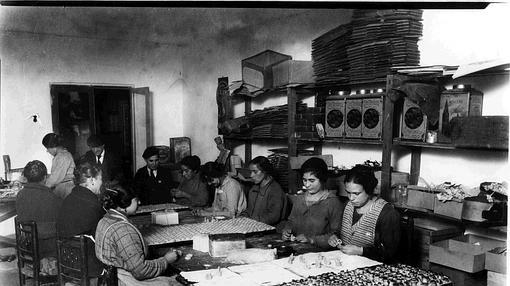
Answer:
[
  {"left": 348, "top": 9, "right": 423, "bottom": 82},
  {"left": 312, "top": 9, "right": 423, "bottom": 86},
  {"left": 312, "top": 23, "right": 352, "bottom": 86}
]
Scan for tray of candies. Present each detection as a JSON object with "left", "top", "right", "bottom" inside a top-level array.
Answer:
[{"left": 274, "top": 264, "right": 452, "bottom": 286}]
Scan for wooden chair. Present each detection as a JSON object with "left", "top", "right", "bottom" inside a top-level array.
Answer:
[
  {"left": 14, "top": 218, "right": 58, "bottom": 286},
  {"left": 56, "top": 235, "right": 90, "bottom": 286},
  {"left": 3, "top": 155, "right": 24, "bottom": 182}
]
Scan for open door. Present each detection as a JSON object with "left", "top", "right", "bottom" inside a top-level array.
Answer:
[{"left": 131, "top": 87, "right": 152, "bottom": 173}]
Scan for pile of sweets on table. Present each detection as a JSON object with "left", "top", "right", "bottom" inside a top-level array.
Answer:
[{"left": 274, "top": 264, "right": 452, "bottom": 286}]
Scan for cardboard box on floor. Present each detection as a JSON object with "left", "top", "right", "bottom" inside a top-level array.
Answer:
[{"left": 429, "top": 234, "right": 506, "bottom": 273}]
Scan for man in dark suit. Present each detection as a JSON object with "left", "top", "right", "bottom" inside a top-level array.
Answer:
[
  {"left": 77, "top": 134, "right": 124, "bottom": 188},
  {"left": 134, "top": 146, "right": 177, "bottom": 205}
]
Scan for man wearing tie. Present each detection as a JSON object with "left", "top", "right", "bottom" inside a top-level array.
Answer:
[
  {"left": 77, "top": 135, "right": 124, "bottom": 188},
  {"left": 133, "top": 146, "right": 177, "bottom": 205}
]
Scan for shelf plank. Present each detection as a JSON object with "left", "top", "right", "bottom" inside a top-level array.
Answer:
[
  {"left": 394, "top": 139, "right": 508, "bottom": 151},
  {"left": 297, "top": 138, "right": 383, "bottom": 145}
]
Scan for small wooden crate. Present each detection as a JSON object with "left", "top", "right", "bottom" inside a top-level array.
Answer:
[
  {"left": 406, "top": 185, "right": 437, "bottom": 210},
  {"left": 429, "top": 234, "right": 506, "bottom": 273},
  {"left": 434, "top": 198, "right": 463, "bottom": 220}
]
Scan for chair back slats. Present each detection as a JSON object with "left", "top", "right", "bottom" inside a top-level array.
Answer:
[
  {"left": 14, "top": 217, "right": 57, "bottom": 286},
  {"left": 57, "top": 235, "right": 90, "bottom": 286}
]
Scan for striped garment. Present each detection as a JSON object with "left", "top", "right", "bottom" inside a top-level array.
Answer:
[{"left": 340, "top": 198, "right": 387, "bottom": 247}]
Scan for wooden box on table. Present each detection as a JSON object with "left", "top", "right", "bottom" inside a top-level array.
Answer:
[
  {"left": 429, "top": 234, "right": 506, "bottom": 273},
  {"left": 411, "top": 217, "right": 464, "bottom": 269}
]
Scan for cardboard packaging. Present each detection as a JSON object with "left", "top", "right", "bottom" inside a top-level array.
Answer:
[
  {"left": 151, "top": 210, "right": 179, "bottom": 226},
  {"left": 450, "top": 116, "right": 508, "bottom": 150},
  {"left": 487, "top": 271, "right": 506, "bottom": 286},
  {"left": 401, "top": 97, "right": 428, "bottom": 141},
  {"left": 192, "top": 233, "right": 210, "bottom": 252},
  {"left": 406, "top": 185, "right": 437, "bottom": 210},
  {"left": 325, "top": 96, "right": 346, "bottom": 138},
  {"left": 242, "top": 50, "right": 292, "bottom": 90},
  {"left": 429, "top": 234, "right": 506, "bottom": 273},
  {"left": 434, "top": 198, "right": 464, "bottom": 220},
  {"left": 345, "top": 98, "right": 363, "bottom": 138},
  {"left": 438, "top": 85, "right": 483, "bottom": 137},
  {"left": 485, "top": 247, "right": 507, "bottom": 274},
  {"left": 209, "top": 233, "right": 246, "bottom": 257},
  {"left": 272, "top": 60, "right": 313, "bottom": 87},
  {"left": 362, "top": 96, "right": 383, "bottom": 139}
]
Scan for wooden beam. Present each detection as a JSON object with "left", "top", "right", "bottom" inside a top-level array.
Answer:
[
  {"left": 288, "top": 87, "right": 298, "bottom": 193},
  {"left": 381, "top": 75, "right": 395, "bottom": 201}
]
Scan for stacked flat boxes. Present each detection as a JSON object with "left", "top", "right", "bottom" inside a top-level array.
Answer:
[
  {"left": 295, "top": 107, "right": 325, "bottom": 139},
  {"left": 439, "top": 85, "right": 483, "bottom": 137},
  {"left": 401, "top": 97, "right": 428, "bottom": 141},
  {"left": 326, "top": 92, "right": 384, "bottom": 139}
]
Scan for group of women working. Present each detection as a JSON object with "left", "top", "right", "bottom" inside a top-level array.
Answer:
[{"left": 18, "top": 132, "right": 400, "bottom": 285}]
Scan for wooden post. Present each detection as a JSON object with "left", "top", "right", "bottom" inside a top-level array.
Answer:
[
  {"left": 410, "top": 148, "right": 422, "bottom": 185},
  {"left": 288, "top": 87, "right": 298, "bottom": 193},
  {"left": 381, "top": 75, "right": 395, "bottom": 201}
]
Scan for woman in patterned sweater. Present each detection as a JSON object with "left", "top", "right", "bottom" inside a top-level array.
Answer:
[
  {"left": 328, "top": 165, "right": 400, "bottom": 263},
  {"left": 95, "top": 187, "right": 181, "bottom": 285}
]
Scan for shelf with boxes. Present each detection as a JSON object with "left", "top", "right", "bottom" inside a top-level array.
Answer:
[{"left": 218, "top": 50, "right": 319, "bottom": 192}]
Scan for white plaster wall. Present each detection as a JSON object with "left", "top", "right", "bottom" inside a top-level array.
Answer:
[
  {"left": 0, "top": 7, "right": 186, "bottom": 172},
  {"left": 0, "top": 6, "right": 508, "bottom": 190}
]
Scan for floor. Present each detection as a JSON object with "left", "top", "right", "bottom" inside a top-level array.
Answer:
[{"left": 0, "top": 247, "right": 19, "bottom": 286}]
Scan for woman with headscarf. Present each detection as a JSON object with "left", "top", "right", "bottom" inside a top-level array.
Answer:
[
  {"left": 42, "top": 133, "right": 75, "bottom": 199},
  {"left": 245, "top": 156, "right": 286, "bottom": 226},
  {"left": 328, "top": 165, "right": 400, "bottom": 263},
  {"left": 282, "top": 157, "right": 344, "bottom": 247},
  {"left": 171, "top": 155, "right": 209, "bottom": 207}
]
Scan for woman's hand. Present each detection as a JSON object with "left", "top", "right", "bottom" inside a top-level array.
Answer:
[
  {"left": 172, "top": 189, "right": 186, "bottom": 198},
  {"left": 295, "top": 234, "right": 310, "bottom": 243},
  {"left": 164, "top": 249, "right": 182, "bottom": 264},
  {"left": 191, "top": 208, "right": 202, "bottom": 216},
  {"left": 282, "top": 229, "right": 292, "bottom": 241},
  {"left": 339, "top": 244, "right": 363, "bottom": 256},
  {"left": 328, "top": 235, "right": 342, "bottom": 248}
]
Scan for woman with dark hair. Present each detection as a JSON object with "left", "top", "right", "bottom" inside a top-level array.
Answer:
[
  {"left": 42, "top": 132, "right": 75, "bottom": 199},
  {"left": 245, "top": 156, "right": 286, "bottom": 226},
  {"left": 282, "top": 157, "right": 344, "bottom": 247},
  {"left": 95, "top": 187, "right": 181, "bottom": 285},
  {"left": 57, "top": 162, "right": 105, "bottom": 284},
  {"left": 16, "top": 160, "right": 62, "bottom": 275},
  {"left": 171, "top": 155, "right": 209, "bottom": 207},
  {"left": 197, "top": 161, "right": 246, "bottom": 217},
  {"left": 328, "top": 165, "right": 400, "bottom": 263}
]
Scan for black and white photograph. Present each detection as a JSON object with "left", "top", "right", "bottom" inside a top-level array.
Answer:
[{"left": 0, "top": 1, "right": 508, "bottom": 285}]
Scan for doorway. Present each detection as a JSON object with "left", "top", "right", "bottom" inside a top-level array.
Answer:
[{"left": 50, "top": 84, "right": 152, "bottom": 179}]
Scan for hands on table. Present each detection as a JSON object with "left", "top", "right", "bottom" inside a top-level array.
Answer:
[
  {"left": 164, "top": 248, "right": 182, "bottom": 264},
  {"left": 328, "top": 234, "right": 363, "bottom": 255},
  {"left": 282, "top": 229, "right": 311, "bottom": 243}
]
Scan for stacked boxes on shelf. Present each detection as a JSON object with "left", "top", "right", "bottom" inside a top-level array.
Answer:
[
  {"left": 242, "top": 50, "right": 292, "bottom": 90},
  {"left": 295, "top": 107, "right": 324, "bottom": 139}
]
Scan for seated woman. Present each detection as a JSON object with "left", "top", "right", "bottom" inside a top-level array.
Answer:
[
  {"left": 42, "top": 133, "right": 75, "bottom": 199},
  {"left": 245, "top": 156, "right": 286, "bottom": 226},
  {"left": 282, "top": 157, "right": 344, "bottom": 246},
  {"left": 16, "top": 160, "right": 62, "bottom": 275},
  {"left": 95, "top": 187, "right": 181, "bottom": 285},
  {"left": 328, "top": 165, "right": 400, "bottom": 263},
  {"left": 171, "top": 155, "right": 209, "bottom": 207},
  {"left": 196, "top": 161, "right": 247, "bottom": 217},
  {"left": 57, "top": 162, "right": 106, "bottom": 284}
]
